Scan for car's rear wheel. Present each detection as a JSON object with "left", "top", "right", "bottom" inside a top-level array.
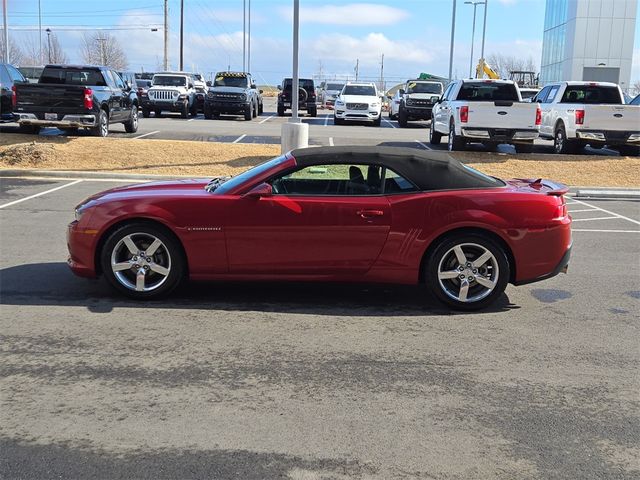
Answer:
[
  {"left": 90, "top": 109, "right": 109, "bottom": 137},
  {"left": 514, "top": 142, "right": 534, "bottom": 154},
  {"left": 429, "top": 116, "right": 441, "bottom": 144},
  {"left": 448, "top": 121, "right": 465, "bottom": 151},
  {"left": 101, "top": 223, "right": 185, "bottom": 299},
  {"left": 124, "top": 106, "right": 138, "bottom": 133},
  {"left": 203, "top": 105, "right": 213, "bottom": 119},
  {"left": 308, "top": 107, "right": 317, "bottom": 117},
  {"left": 426, "top": 234, "right": 509, "bottom": 310},
  {"left": 554, "top": 124, "right": 577, "bottom": 154},
  {"left": 277, "top": 106, "right": 285, "bottom": 116},
  {"left": 142, "top": 107, "right": 151, "bottom": 118},
  {"left": 154, "top": 109, "right": 162, "bottom": 118}
]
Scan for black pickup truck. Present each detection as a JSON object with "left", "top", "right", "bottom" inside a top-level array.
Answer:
[{"left": 13, "top": 64, "right": 139, "bottom": 136}]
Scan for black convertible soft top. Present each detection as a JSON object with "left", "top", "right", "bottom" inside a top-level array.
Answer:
[{"left": 290, "top": 146, "right": 503, "bottom": 191}]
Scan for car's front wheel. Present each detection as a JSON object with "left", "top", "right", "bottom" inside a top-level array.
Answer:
[
  {"left": 124, "top": 106, "right": 138, "bottom": 133},
  {"left": 426, "top": 233, "right": 509, "bottom": 310},
  {"left": 429, "top": 116, "right": 441, "bottom": 145},
  {"left": 101, "top": 223, "right": 185, "bottom": 299}
]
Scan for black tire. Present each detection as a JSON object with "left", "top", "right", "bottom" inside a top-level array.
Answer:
[
  {"left": 90, "top": 109, "right": 109, "bottom": 137},
  {"left": 244, "top": 104, "right": 252, "bottom": 121},
  {"left": 61, "top": 127, "right": 79, "bottom": 135},
  {"left": 124, "top": 106, "right": 139, "bottom": 133},
  {"left": 154, "top": 110, "right": 162, "bottom": 118},
  {"left": 19, "top": 125, "right": 41, "bottom": 135},
  {"left": 372, "top": 114, "right": 381, "bottom": 127},
  {"left": 100, "top": 222, "right": 185, "bottom": 300},
  {"left": 277, "top": 106, "right": 285, "bottom": 116},
  {"left": 618, "top": 145, "right": 640, "bottom": 156},
  {"left": 308, "top": 107, "right": 317, "bottom": 117},
  {"left": 514, "top": 142, "right": 534, "bottom": 154},
  {"left": 554, "top": 124, "right": 577, "bottom": 154},
  {"left": 258, "top": 102, "right": 263, "bottom": 115},
  {"left": 189, "top": 101, "right": 198, "bottom": 117},
  {"left": 252, "top": 102, "right": 258, "bottom": 118},
  {"left": 334, "top": 116, "right": 343, "bottom": 125},
  {"left": 180, "top": 101, "right": 189, "bottom": 119},
  {"left": 425, "top": 233, "right": 510, "bottom": 311},
  {"left": 398, "top": 107, "right": 408, "bottom": 127},
  {"left": 484, "top": 142, "right": 499, "bottom": 152},
  {"left": 388, "top": 110, "right": 396, "bottom": 120},
  {"left": 448, "top": 121, "right": 465, "bottom": 151},
  {"left": 203, "top": 106, "right": 213, "bottom": 119},
  {"left": 429, "top": 117, "right": 442, "bottom": 145},
  {"left": 142, "top": 107, "right": 151, "bottom": 118}
]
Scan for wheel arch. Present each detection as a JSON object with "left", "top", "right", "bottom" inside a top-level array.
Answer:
[
  {"left": 94, "top": 217, "right": 188, "bottom": 277},
  {"left": 418, "top": 227, "right": 516, "bottom": 284},
  {"left": 554, "top": 118, "right": 565, "bottom": 133}
]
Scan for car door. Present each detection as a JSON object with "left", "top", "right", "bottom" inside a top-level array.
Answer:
[
  {"left": 435, "top": 82, "right": 454, "bottom": 132},
  {"left": 0, "top": 65, "right": 12, "bottom": 117},
  {"left": 110, "top": 70, "right": 129, "bottom": 120},
  {"left": 102, "top": 70, "right": 122, "bottom": 121},
  {"left": 224, "top": 163, "right": 392, "bottom": 275},
  {"left": 541, "top": 85, "right": 560, "bottom": 137}
]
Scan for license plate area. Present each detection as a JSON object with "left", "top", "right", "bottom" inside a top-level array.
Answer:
[
  {"left": 284, "top": 103, "right": 291, "bottom": 107},
  {"left": 45, "top": 113, "right": 57, "bottom": 120}
]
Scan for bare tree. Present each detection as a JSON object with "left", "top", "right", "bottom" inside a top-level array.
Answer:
[
  {"left": 47, "top": 33, "right": 69, "bottom": 64},
  {"left": 631, "top": 80, "right": 640, "bottom": 96},
  {"left": 80, "top": 32, "right": 128, "bottom": 70},
  {"left": 0, "top": 34, "right": 25, "bottom": 65},
  {"left": 486, "top": 53, "right": 538, "bottom": 78},
  {"left": 21, "top": 32, "right": 68, "bottom": 65}
]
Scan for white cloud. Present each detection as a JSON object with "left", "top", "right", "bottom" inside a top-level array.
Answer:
[
  {"left": 279, "top": 3, "right": 409, "bottom": 26},
  {"left": 495, "top": 0, "right": 518, "bottom": 5}
]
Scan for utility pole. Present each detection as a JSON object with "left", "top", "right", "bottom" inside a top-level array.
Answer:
[
  {"left": 38, "top": 0, "right": 43, "bottom": 63},
  {"left": 480, "top": 0, "right": 488, "bottom": 65},
  {"left": 179, "top": 0, "right": 184, "bottom": 70},
  {"left": 97, "top": 35, "right": 106, "bottom": 65},
  {"left": 242, "top": 0, "right": 246, "bottom": 72},
  {"left": 448, "top": 0, "right": 457, "bottom": 82},
  {"left": 2, "top": 0, "right": 8, "bottom": 63},
  {"left": 46, "top": 28, "right": 51, "bottom": 63},
  {"left": 163, "top": 0, "right": 168, "bottom": 70},
  {"left": 355, "top": 59, "right": 359, "bottom": 81},
  {"left": 379, "top": 53, "right": 384, "bottom": 92},
  {"left": 247, "top": 0, "right": 251, "bottom": 73}
]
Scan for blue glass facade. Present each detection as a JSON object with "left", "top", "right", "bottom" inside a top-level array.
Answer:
[{"left": 540, "top": 0, "right": 569, "bottom": 84}]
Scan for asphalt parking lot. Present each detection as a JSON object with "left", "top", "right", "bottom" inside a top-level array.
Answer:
[
  {"left": 0, "top": 176, "right": 638, "bottom": 479},
  {"left": 0, "top": 97, "right": 625, "bottom": 157}
]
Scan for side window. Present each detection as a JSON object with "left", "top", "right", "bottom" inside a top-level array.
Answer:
[
  {"left": 533, "top": 86, "right": 550, "bottom": 103},
  {"left": 383, "top": 168, "right": 418, "bottom": 193},
  {"left": 442, "top": 84, "right": 453, "bottom": 101},
  {"left": 6, "top": 65, "right": 25, "bottom": 83},
  {"left": 104, "top": 70, "right": 117, "bottom": 88},
  {"left": 111, "top": 71, "right": 125, "bottom": 89},
  {"left": 446, "top": 83, "right": 458, "bottom": 100},
  {"left": 0, "top": 66, "right": 11, "bottom": 87},
  {"left": 545, "top": 85, "right": 559, "bottom": 103},
  {"left": 270, "top": 164, "right": 383, "bottom": 196}
]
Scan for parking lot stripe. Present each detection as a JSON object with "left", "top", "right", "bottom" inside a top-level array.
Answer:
[
  {"left": 0, "top": 179, "right": 83, "bottom": 209},
  {"left": 259, "top": 114, "right": 275, "bottom": 124},
  {"left": 187, "top": 118, "right": 195, "bottom": 122},
  {"left": 573, "top": 229, "right": 640, "bottom": 233},
  {"left": 415, "top": 140, "right": 431, "bottom": 150},
  {"left": 133, "top": 131, "right": 160, "bottom": 139},
  {"left": 571, "top": 216, "right": 620, "bottom": 222},
  {"left": 382, "top": 119, "right": 396, "bottom": 129},
  {"left": 324, "top": 114, "right": 330, "bottom": 126},
  {"left": 571, "top": 199, "right": 640, "bottom": 226},
  {"left": 232, "top": 134, "right": 247, "bottom": 143},
  {"left": 329, "top": 137, "right": 334, "bottom": 146},
  {"left": 568, "top": 208, "right": 598, "bottom": 213}
]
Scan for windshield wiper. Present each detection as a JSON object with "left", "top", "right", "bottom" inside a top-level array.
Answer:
[{"left": 205, "top": 176, "right": 231, "bottom": 192}]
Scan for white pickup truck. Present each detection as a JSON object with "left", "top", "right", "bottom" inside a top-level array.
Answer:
[
  {"left": 430, "top": 79, "right": 540, "bottom": 153},
  {"left": 532, "top": 81, "right": 640, "bottom": 156}
]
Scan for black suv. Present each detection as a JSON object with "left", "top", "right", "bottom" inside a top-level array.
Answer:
[
  {"left": 0, "top": 63, "right": 27, "bottom": 123},
  {"left": 204, "top": 72, "right": 262, "bottom": 121},
  {"left": 277, "top": 78, "right": 317, "bottom": 117}
]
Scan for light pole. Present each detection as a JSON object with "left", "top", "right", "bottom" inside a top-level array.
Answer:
[
  {"left": 465, "top": 1, "right": 485, "bottom": 78},
  {"left": 448, "top": 0, "right": 457, "bottom": 82},
  {"left": 46, "top": 28, "right": 52, "bottom": 63}
]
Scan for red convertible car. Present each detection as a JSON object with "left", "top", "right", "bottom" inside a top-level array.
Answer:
[{"left": 68, "top": 146, "right": 572, "bottom": 310}]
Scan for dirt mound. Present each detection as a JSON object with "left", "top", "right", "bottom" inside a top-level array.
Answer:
[{"left": 0, "top": 142, "right": 56, "bottom": 166}]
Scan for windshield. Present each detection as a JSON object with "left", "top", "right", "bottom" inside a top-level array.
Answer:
[
  {"left": 457, "top": 83, "right": 519, "bottom": 101},
  {"left": 136, "top": 80, "right": 151, "bottom": 88},
  {"left": 342, "top": 85, "right": 376, "bottom": 96},
  {"left": 560, "top": 86, "right": 622, "bottom": 104},
  {"left": 153, "top": 75, "right": 186, "bottom": 87},
  {"left": 283, "top": 79, "right": 314, "bottom": 90},
  {"left": 194, "top": 74, "right": 203, "bottom": 81},
  {"left": 326, "top": 83, "right": 344, "bottom": 91},
  {"left": 214, "top": 75, "right": 248, "bottom": 88},
  {"left": 406, "top": 82, "right": 442, "bottom": 94},
  {"left": 213, "top": 155, "right": 289, "bottom": 194}
]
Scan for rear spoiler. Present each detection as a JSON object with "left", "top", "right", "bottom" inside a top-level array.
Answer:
[{"left": 514, "top": 178, "right": 570, "bottom": 196}]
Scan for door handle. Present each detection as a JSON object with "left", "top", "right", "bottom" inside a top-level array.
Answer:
[{"left": 357, "top": 209, "right": 384, "bottom": 218}]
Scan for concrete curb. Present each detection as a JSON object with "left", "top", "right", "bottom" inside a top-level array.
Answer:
[{"left": 574, "top": 189, "right": 640, "bottom": 200}]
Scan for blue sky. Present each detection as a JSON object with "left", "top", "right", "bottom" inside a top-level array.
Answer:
[{"left": 7, "top": 0, "right": 640, "bottom": 86}]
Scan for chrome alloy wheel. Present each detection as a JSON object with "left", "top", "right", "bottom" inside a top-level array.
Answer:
[
  {"left": 110, "top": 233, "right": 171, "bottom": 292},
  {"left": 437, "top": 243, "right": 499, "bottom": 303}
]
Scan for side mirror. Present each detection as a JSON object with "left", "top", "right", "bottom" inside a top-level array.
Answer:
[
  {"left": 206, "top": 80, "right": 212, "bottom": 86},
  {"left": 125, "top": 80, "right": 132, "bottom": 90},
  {"left": 243, "top": 182, "right": 272, "bottom": 199},
  {"left": 277, "top": 85, "right": 282, "bottom": 90},
  {"left": 188, "top": 83, "right": 194, "bottom": 89},
  {"left": 251, "top": 83, "right": 257, "bottom": 89},
  {"left": 399, "top": 89, "right": 405, "bottom": 95},
  {"left": 259, "top": 89, "right": 263, "bottom": 94}
]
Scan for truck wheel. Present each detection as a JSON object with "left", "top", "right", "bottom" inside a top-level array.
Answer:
[
  {"left": 180, "top": 101, "right": 189, "bottom": 119},
  {"left": 308, "top": 107, "right": 317, "bottom": 117},
  {"left": 388, "top": 110, "right": 396, "bottom": 120},
  {"left": 203, "top": 106, "right": 213, "bottom": 119},
  {"left": 154, "top": 110, "right": 162, "bottom": 118},
  {"left": 554, "top": 125, "right": 577, "bottom": 154},
  {"left": 252, "top": 102, "right": 258, "bottom": 118},
  {"left": 514, "top": 142, "right": 534, "bottom": 154},
  {"left": 277, "top": 106, "right": 285, "bottom": 117},
  {"left": 429, "top": 117, "right": 442, "bottom": 145},
  {"left": 258, "top": 102, "right": 263, "bottom": 115},
  {"left": 142, "top": 107, "right": 151, "bottom": 118},
  {"left": 618, "top": 145, "right": 640, "bottom": 156},
  {"left": 189, "top": 101, "right": 198, "bottom": 117},
  {"left": 372, "top": 114, "right": 381, "bottom": 127},
  {"left": 244, "top": 104, "right": 253, "bottom": 121},
  {"left": 90, "top": 110, "right": 109, "bottom": 137},
  {"left": 334, "top": 116, "right": 343, "bottom": 126},
  {"left": 398, "top": 107, "right": 408, "bottom": 128},
  {"left": 18, "top": 125, "right": 41, "bottom": 135},
  {"left": 448, "top": 121, "right": 465, "bottom": 151},
  {"left": 124, "top": 106, "right": 139, "bottom": 133}
]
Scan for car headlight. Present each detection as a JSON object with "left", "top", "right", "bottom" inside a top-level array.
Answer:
[
  {"left": 240, "top": 94, "right": 247, "bottom": 101},
  {"left": 74, "top": 205, "right": 88, "bottom": 222},
  {"left": 178, "top": 94, "right": 187, "bottom": 100},
  {"left": 335, "top": 100, "right": 344, "bottom": 106},
  {"left": 406, "top": 98, "right": 415, "bottom": 105},
  {"left": 370, "top": 102, "right": 379, "bottom": 108}
]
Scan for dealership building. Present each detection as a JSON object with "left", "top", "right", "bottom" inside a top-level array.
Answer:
[{"left": 540, "top": 0, "right": 638, "bottom": 90}]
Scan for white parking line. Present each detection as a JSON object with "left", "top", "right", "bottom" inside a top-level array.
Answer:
[
  {"left": 329, "top": 137, "right": 334, "bottom": 146},
  {"left": 571, "top": 199, "right": 640, "bottom": 226},
  {"left": 259, "top": 114, "right": 275, "bottom": 124},
  {"left": 133, "top": 130, "right": 160, "bottom": 139},
  {"left": 187, "top": 118, "right": 195, "bottom": 122},
  {"left": 232, "top": 134, "right": 247, "bottom": 143},
  {"left": 568, "top": 208, "right": 598, "bottom": 213},
  {"left": 415, "top": 140, "right": 432, "bottom": 150},
  {"left": 324, "top": 114, "right": 330, "bottom": 127},
  {"left": 572, "top": 216, "right": 620, "bottom": 222},
  {"left": 573, "top": 229, "right": 640, "bottom": 233},
  {"left": 0, "top": 180, "right": 83, "bottom": 209},
  {"left": 382, "top": 119, "right": 396, "bottom": 129}
]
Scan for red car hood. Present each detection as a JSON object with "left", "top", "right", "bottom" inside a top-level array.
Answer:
[{"left": 82, "top": 178, "right": 211, "bottom": 205}]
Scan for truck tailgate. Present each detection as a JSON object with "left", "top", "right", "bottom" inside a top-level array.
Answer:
[
  {"left": 15, "top": 83, "right": 85, "bottom": 114},
  {"left": 464, "top": 102, "right": 538, "bottom": 129},
  {"left": 582, "top": 105, "right": 640, "bottom": 132}
]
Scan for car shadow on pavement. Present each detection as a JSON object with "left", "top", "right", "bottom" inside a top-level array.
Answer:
[{"left": 0, "top": 262, "right": 518, "bottom": 316}]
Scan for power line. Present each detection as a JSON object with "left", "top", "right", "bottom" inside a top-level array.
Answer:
[{"left": 12, "top": 5, "right": 162, "bottom": 15}]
